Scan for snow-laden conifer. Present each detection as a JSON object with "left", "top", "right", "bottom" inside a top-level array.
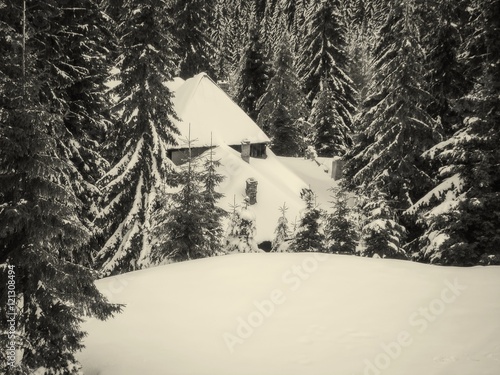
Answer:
[
  {"left": 172, "top": 0, "right": 217, "bottom": 79},
  {"left": 0, "top": 2, "right": 120, "bottom": 373},
  {"left": 289, "top": 190, "right": 325, "bottom": 252},
  {"left": 309, "top": 79, "right": 352, "bottom": 156},
  {"left": 359, "top": 191, "right": 407, "bottom": 259},
  {"left": 256, "top": 37, "right": 307, "bottom": 156},
  {"left": 409, "top": 0, "right": 500, "bottom": 265},
  {"left": 225, "top": 198, "right": 260, "bottom": 253},
  {"left": 233, "top": 26, "right": 271, "bottom": 122},
  {"left": 297, "top": 0, "right": 357, "bottom": 134},
  {"left": 325, "top": 187, "right": 358, "bottom": 254},
  {"left": 343, "top": 1, "right": 441, "bottom": 212},
  {"left": 151, "top": 139, "right": 227, "bottom": 262},
  {"left": 272, "top": 203, "right": 291, "bottom": 252},
  {"left": 94, "top": 0, "right": 179, "bottom": 276}
]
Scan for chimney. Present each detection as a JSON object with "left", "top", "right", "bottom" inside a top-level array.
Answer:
[
  {"left": 241, "top": 139, "right": 251, "bottom": 163},
  {"left": 331, "top": 157, "right": 344, "bottom": 180},
  {"left": 246, "top": 178, "right": 258, "bottom": 205}
]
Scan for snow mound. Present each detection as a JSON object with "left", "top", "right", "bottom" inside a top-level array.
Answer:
[{"left": 77, "top": 254, "right": 500, "bottom": 375}]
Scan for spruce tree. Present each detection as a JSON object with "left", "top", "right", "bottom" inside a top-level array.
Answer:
[
  {"left": 53, "top": 0, "right": 116, "bottom": 266},
  {"left": 309, "top": 79, "right": 352, "bottom": 156},
  {"left": 172, "top": 0, "right": 217, "bottom": 79},
  {"left": 297, "top": 0, "right": 357, "bottom": 127},
  {"left": 200, "top": 146, "right": 227, "bottom": 256},
  {"left": 325, "top": 187, "right": 358, "bottom": 254},
  {"left": 422, "top": 0, "right": 471, "bottom": 137},
  {"left": 289, "top": 190, "right": 325, "bottom": 252},
  {"left": 151, "top": 147, "right": 225, "bottom": 262},
  {"left": 234, "top": 26, "right": 271, "bottom": 122},
  {"left": 225, "top": 199, "right": 260, "bottom": 253},
  {"left": 359, "top": 191, "right": 407, "bottom": 259},
  {"left": 344, "top": 0, "right": 379, "bottom": 107},
  {"left": 212, "top": 0, "right": 236, "bottom": 81},
  {"left": 256, "top": 37, "right": 307, "bottom": 155},
  {"left": 272, "top": 203, "right": 291, "bottom": 252},
  {"left": 0, "top": 1, "right": 120, "bottom": 373},
  {"left": 343, "top": 0, "right": 440, "bottom": 212},
  {"left": 94, "top": 0, "right": 179, "bottom": 276},
  {"left": 411, "top": 0, "right": 500, "bottom": 265}
]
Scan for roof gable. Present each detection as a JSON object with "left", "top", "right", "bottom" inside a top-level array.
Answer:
[{"left": 169, "top": 73, "right": 270, "bottom": 149}]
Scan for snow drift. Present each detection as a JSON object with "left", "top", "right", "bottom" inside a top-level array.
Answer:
[{"left": 77, "top": 254, "right": 500, "bottom": 375}]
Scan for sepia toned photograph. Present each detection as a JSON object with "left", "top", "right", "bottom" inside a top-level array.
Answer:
[{"left": 1, "top": 0, "right": 499, "bottom": 374}]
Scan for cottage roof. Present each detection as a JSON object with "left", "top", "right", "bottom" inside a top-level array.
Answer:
[{"left": 169, "top": 73, "right": 270, "bottom": 149}]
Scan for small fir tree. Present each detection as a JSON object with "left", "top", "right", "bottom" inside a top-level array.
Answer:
[
  {"left": 200, "top": 145, "right": 227, "bottom": 256},
  {"left": 225, "top": 198, "right": 260, "bottom": 253},
  {"left": 325, "top": 187, "right": 358, "bottom": 254},
  {"left": 359, "top": 191, "right": 407, "bottom": 259},
  {"left": 289, "top": 190, "right": 325, "bottom": 252},
  {"left": 151, "top": 138, "right": 226, "bottom": 262},
  {"left": 272, "top": 203, "right": 291, "bottom": 252}
]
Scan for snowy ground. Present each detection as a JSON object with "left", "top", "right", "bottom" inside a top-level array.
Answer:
[{"left": 77, "top": 253, "right": 500, "bottom": 375}]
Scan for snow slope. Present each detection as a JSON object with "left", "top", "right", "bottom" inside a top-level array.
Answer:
[
  {"left": 77, "top": 254, "right": 500, "bottom": 375},
  {"left": 197, "top": 145, "right": 309, "bottom": 243},
  {"left": 278, "top": 156, "right": 338, "bottom": 208}
]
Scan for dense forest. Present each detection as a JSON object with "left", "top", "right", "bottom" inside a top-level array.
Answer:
[{"left": 0, "top": 0, "right": 499, "bottom": 373}]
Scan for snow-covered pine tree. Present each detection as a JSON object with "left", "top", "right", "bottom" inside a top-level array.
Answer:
[
  {"left": 50, "top": 0, "right": 117, "bottom": 266},
  {"left": 171, "top": 0, "right": 217, "bottom": 79},
  {"left": 410, "top": 0, "right": 500, "bottom": 266},
  {"left": 212, "top": 0, "right": 236, "bottom": 81},
  {"left": 344, "top": 0, "right": 379, "bottom": 108},
  {"left": 289, "top": 189, "right": 325, "bottom": 252},
  {"left": 151, "top": 142, "right": 224, "bottom": 262},
  {"left": 422, "top": 0, "right": 471, "bottom": 137},
  {"left": 260, "top": 0, "right": 283, "bottom": 55},
  {"left": 343, "top": 0, "right": 441, "bottom": 214},
  {"left": 325, "top": 187, "right": 358, "bottom": 254},
  {"left": 233, "top": 25, "right": 271, "bottom": 122},
  {"left": 94, "top": 0, "right": 179, "bottom": 276},
  {"left": 281, "top": 0, "right": 309, "bottom": 51},
  {"left": 256, "top": 36, "right": 307, "bottom": 156},
  {"left": 359, "top": 191, "right": 407, "bottom": 259},
  {"left": 272, "top": 203, "right": 291, "bottom": 252},
  {"left": 297, "top": 0, "right": 357, "bottom": 145},
  {"left": 309, "top": 78, "right": 353, "bottom": 156},
  {"left": 0, "top": 2, "right": 120, "bottom": 373},
  {"left": 200, "top": 145, "right": 227, "bottom": 256},
  {"left": 225, "top": 198, "right": 260, "bottom": 253}
]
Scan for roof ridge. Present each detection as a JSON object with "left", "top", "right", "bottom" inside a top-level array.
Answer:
[{"left": 175, "top": 72, "right": 207, "bottom": 117}]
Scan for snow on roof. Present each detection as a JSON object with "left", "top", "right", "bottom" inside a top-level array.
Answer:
[
  {"left": 196, "top": 144, "right": 308, "bottom": 243},
  {"left": 169, "top": 73, "right": 270, "bottom": 149},
  {"left": 165, "top": 76, "right": 185, "bottom": 92}
]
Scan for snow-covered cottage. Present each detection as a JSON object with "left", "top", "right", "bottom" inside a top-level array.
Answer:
[
  {"left": 166, "top": 73, "right": 311, "bottom": 244},
  {"left": 167, "top": 73, "right": 270, "bottom": 165}
]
